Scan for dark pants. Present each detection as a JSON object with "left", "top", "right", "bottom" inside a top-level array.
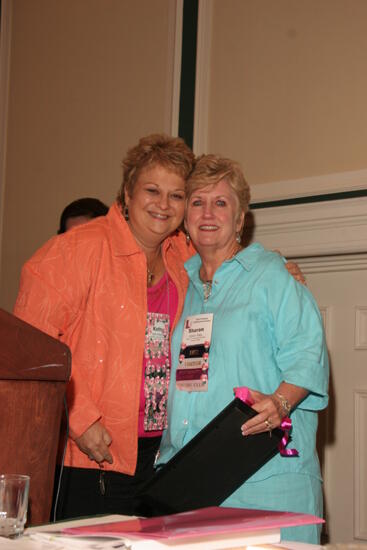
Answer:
[{"left": 53, "top": 436, "right": 161, "bottom": 520}]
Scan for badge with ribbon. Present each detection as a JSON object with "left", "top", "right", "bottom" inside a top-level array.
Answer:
[{"left": 176, "top": 313, "right": 213, "bottom": 392}]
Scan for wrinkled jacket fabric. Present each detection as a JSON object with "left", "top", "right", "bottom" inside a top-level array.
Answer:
[
  {"left": 159, "top": 244, "right": 329, "bottom": 483},
  {"left": 14, "top": 203, "right": 190, "bottom": 475}
]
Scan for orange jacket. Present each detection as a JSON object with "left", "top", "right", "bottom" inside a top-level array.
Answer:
[{"left": 13, "top": 203, "right": 191, "bottom": 474}]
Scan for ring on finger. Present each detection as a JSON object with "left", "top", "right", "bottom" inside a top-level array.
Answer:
[{"left": 264, "top": 418, "right": 273, "bottom": 436}]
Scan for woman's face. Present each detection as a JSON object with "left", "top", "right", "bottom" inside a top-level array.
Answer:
[
  {"left": 125, "top": 164, "right": 186, "bottom": 246},
  {"left": 186, "top": 179, "right": 244, "bottom": 253}
]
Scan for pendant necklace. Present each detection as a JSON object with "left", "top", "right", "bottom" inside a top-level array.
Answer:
[
  {"left": 202, "top": 280, "right": 213, "bottom": 302},
  {"left": 147, "top": 247, "right": 162, "bottom": 286},
  {"left": 147, "top": 268, "right": 155, "bottom": 286},
  {"left": 201, "top": 244, "right": 242, "bottom": 302}
]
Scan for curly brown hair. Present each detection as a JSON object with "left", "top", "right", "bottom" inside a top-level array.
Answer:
[{"left": 117, "top": 134, "right": 195, "bottom": 206}]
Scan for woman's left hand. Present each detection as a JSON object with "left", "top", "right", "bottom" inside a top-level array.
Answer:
[
  {"left": 285, "top": 261, "right": 306, "bottom": 285},
  {"left": 273, "top": 250, "right": 306, "bottom": 285},
  {"left": 240, "top": 389, "right": 285, "bottom": 436}
]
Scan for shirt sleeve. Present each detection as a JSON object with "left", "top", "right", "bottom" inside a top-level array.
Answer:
[
  {"left": 13, "top": 235, "right": 102, "bottom": 438},
  {"left": 263, "top": 255, "right": 329, "bottom": 411}
]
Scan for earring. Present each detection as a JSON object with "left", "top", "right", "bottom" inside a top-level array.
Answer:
[
  {"left": 236, "top": 232, "right": 241, "bottom": 244},
  {"left": 186, "top": 232, "right": 190, "bottom": 245},
  {"left": 123, "top": 205, "right": 129, "bottom": 221}
]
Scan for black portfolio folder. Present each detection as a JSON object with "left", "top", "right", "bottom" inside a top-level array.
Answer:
[{"left": 138, "top": 397, "right": 284, "bottom": 516}]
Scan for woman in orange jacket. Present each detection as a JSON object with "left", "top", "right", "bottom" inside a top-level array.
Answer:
[{"left": 14, "top": 134, "right": 195, "bottom": 518}]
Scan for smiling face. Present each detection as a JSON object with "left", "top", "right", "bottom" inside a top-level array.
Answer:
[
  {"left": 186, "top": 179, "right": 244, "bottom": 256},
  {"left": 124, "top": 164, "right": 186, "bottom": 247}
]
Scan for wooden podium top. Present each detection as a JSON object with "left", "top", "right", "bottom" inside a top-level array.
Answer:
[{"left": 0, "top": 308, "right": 71, "bottom": 382}]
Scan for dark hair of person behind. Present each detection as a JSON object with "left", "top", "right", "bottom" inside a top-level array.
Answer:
[{"left": 58, "top": 198, "right": 109, "bottom": 234}]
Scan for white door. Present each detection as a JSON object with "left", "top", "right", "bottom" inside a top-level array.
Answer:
[
  {"left": 252, "top": 195, "right": 367, "bottom": 543},
  {"left": 302, "top": 256, "right": 367, "bottom": 544}
]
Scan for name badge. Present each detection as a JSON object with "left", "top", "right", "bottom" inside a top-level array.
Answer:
[{"left": 176, "top": 313, "right": 213, "bottom": 392}]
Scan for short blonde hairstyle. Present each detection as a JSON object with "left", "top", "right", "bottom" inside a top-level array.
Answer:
[
  {"left": 117, "top": 134, "right": 195, "bottom": 206},
  {"left": 187, "top": 154, "right": 251, "bottom": 219}
]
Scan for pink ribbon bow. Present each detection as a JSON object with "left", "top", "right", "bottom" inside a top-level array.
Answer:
[{"left": 234, "top": 387, "right": 299, "bottom": 457}]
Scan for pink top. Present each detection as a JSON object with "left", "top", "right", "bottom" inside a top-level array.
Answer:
[{"left": 138, "top": 272, "right": 179, "bottom": 437}]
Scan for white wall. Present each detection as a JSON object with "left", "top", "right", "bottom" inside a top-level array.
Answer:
[{"left": 0, "top": 0, "right": 179, "bottom": 312}]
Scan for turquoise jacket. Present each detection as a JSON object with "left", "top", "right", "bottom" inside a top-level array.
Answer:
[{"left": 158, "top": 243, "right": 329, "bottom": 483}]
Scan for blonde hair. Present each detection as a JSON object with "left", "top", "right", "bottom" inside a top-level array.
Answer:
[
  {"left": 187, "top": 154, "right": 251, "bottom": 220},
  {"left": 117, "top": 134, "right": 195, "bottom": 206}
]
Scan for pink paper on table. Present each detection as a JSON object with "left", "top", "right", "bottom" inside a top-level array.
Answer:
[{"left": 63, "top": 506, "right": 324, "bottom": 540}]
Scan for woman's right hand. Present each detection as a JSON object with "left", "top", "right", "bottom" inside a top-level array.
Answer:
[{"left": 75, "top": 421, "right": 113, "bottom": 465}]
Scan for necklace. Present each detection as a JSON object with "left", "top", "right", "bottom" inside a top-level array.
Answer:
[
  {"left": 202, "top": 280, "right": 213, "bottom": 302},
  {"left": 147, "top": 268, "right": 155, "bottom": 286},
  {"left": 147, "top": 247, "right": 162, "bottom": 286},
  {"left": 200, "top": 244, "right": 242, "bottom": 302}
]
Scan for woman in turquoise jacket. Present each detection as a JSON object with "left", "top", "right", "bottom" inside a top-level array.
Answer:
[{"left": 158, "top": 154, "right": 329, "bottom": 544}]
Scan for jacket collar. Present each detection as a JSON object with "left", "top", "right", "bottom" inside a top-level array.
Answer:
[{"left": 184, "top": 242, "right": 265, "bottom": 276}]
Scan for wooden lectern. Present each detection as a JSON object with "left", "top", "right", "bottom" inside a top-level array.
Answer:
[{"left": 0, "top": 308, "right": 71, "bottom": 525}]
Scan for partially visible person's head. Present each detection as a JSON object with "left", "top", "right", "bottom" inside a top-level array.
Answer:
[
  {"left": 117, "top": 133, "right": 195, "bottom": 207},
  {"left": 58, "top": 198, "right": 109, "bottom": 234},
  {"left": 187, "top": 154, "right": 251, "bottom": 219}
]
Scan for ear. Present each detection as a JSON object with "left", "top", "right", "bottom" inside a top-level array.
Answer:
[
  {"left": 124, "top": 188, "right": 130, "bottom": 206},
  {"left": 236, "top": 211, "right": 245, "bottom": 234}
]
